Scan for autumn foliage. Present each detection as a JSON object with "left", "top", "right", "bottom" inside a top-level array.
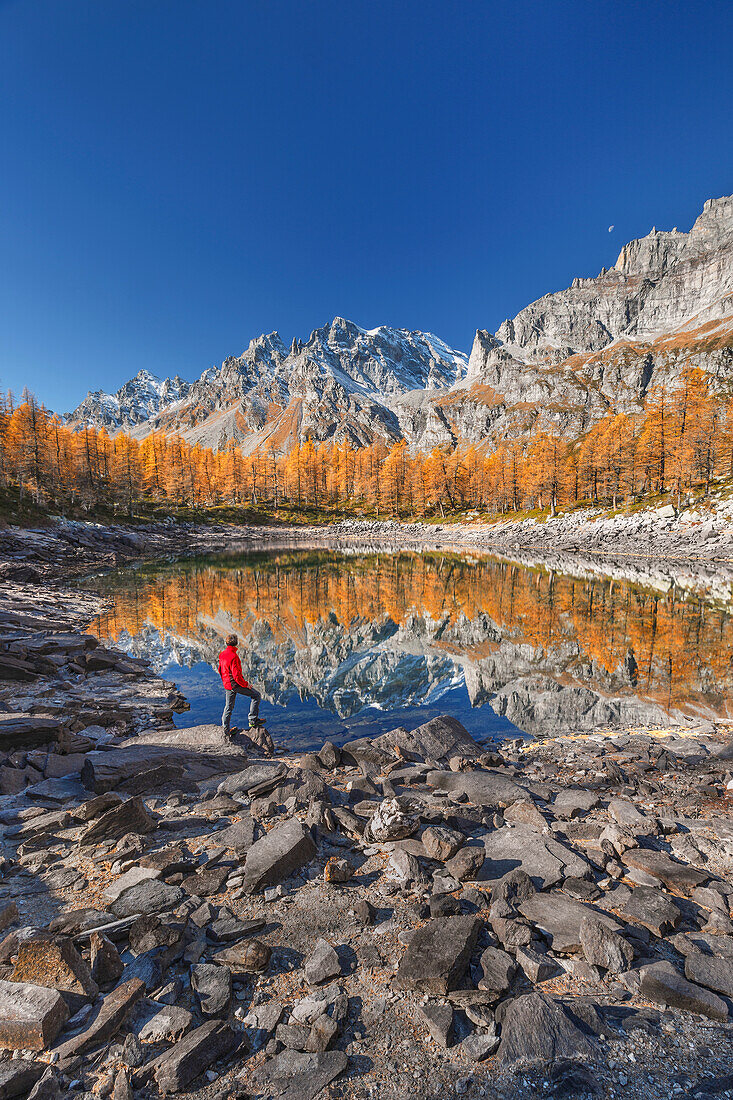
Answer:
[{"left": 1, "top": 367, "right": 732, "bottom": 517}]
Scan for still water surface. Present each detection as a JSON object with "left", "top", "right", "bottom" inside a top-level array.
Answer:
[{"left": 83, "top": 548, "right": 733, "bottom": 751}]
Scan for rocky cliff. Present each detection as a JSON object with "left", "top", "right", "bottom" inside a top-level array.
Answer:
[
  {"left": 445, "top": 194, "right": 733, "bottom": 445},
  {"left": 67, "top": 194, "right": 733, "bottom": 451}
]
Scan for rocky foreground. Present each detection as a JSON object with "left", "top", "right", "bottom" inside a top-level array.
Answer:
[
  {"left": 3, "top": 595, "right": 733, "bottom": 1100},
  {"left": 3, "top": 527, "right": 733, "bottom": 1099}
]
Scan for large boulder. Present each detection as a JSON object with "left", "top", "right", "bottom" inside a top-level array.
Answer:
[
  {"left": 110, "top": 880, "right": 184, "bottom": 919},
  {"left": 374, "top": 716, "right": 484, "bottom": 762},
  {"left": 395, "top": 916, "right": 481, "bottom": 994},
  {"left": 0, "top": 980, "right": 68, "bottom": 1051},
  {"left": 519, "top": 893, "right": 622, "bottom": 954},
  {"left": 621, "top": 849, "right": 708, "bottom": 895},
  {"left": 481, "top": 824, "right": 589, "bottom": 889},
  {"left": 684, "top": 952, "right": 733, "bottom": 999},
  {"left": 242, "top": 819, "right": 317, "bottom": 895},
  {"left": 497, "top": 993, "right": 596, "bottom": 1065},
  {"left": 255, "top": 1050, "right": 348, "bottom": 1100},
  {"left": 149, "top": 1021, "right": 238, "bottom": 1095},
  {"left": 78, "top": 796, "right": 156, "bottom": 845},
  {"left": 11, "top": 936, "right": 98, "bottom": 1000},
  {"left": 426, "top": 770, "right": 525, "bottom": 809},
  {"left": 639, "top": 961, "right": 728, "bottom": 1021}
]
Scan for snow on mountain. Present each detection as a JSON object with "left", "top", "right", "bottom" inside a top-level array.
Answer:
[
  {"left": 67, "top": 320, "right": 469, "bottom": 451},
  {"left": 67, "top": 369, "right": 191, "bottom": 431}
]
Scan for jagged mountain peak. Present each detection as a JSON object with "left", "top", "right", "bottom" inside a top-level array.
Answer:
[
  {"left": 65, "top": 193, "right": 733, "bottom": 455},
  {"left": 68, "top": 368, "right": 191, "bottom": 431},
  {"left": 458, "top": 192, "right": 733, "bottom": 448}
]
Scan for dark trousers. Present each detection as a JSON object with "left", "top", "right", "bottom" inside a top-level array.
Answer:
[{"left": 222, "top": 684, "right": 261, "bottom": 732}]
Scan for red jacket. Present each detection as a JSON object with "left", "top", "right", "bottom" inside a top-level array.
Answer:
[{"left": 218, "top": 645, "right": 249, "bottom": 690}]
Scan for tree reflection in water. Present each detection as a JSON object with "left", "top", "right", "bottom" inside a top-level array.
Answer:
[{"left": 82, "top": 549, "right": 733, "bottom": 743}]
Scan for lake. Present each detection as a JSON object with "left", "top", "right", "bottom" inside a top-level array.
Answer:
[{"left": 81, "top": 547, "right": 733, "bottom": 751}]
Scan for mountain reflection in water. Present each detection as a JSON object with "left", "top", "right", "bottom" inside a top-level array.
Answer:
[{"left": 83, "top": 549, "right": 733, "bottom": 748}]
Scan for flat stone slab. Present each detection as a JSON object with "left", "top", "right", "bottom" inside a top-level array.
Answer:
[
  {"left": 608, "top": 798, "right": 652, "bottom": 828},
  {"left": 110, "top": 880, "right": 184, "bottom": 919},
  {"left": 256, "top": 1049, "right": 348, "bottom": 1100},
  {"left": 54, "top": 978, "right": 145, "bottom": 1060},
  {"left": 218, "top": 763, "right": 287, "bottom": 797},
  {"left": 620, "top": 886, "right": 682, "bottom": 937},
  {"left": 639, "top": 961, "right": 728, "bottom": 1021},
  {"left": 480, "top": 824, "right": 589, "bottom": 889},
  {"left": 215, "top": 817, "right": 257, "bottom": 855},
  {"left": 139, "top": 1005, "right": 194, "bottom": 1044},
  {"left": 374, "top": 715, "right": 483, "bottom": 762},
  {"left": 242, "top": 818, "right": 317, "bottom": 894},
  {"left": 519, "top": 893, "right": 622, "bottom": 954},
  {"left": 103, "top": 866, "right": 160, "bottom": 904},
  {"left": 0, "top": 1059, "right": 45, "bottom": 1097},
  {"left": 497, "top": 993, "right": 596, "bottom": 1065},
  {"left": 79, "top": 796, "right": 156, "bottom": 845},
  {"left": 426, "top": 770, "right": 525, "bottom": 809},
  {"left": 684, "top": 952, "right": 733, "bottom": 999},
  {"left": 0, "top": 980, "right": 69, "bottom": 1051},
  {"left": 150, "top": 1020, "right": 238, "bottom": 1095},
  {"left": 395, "top": 915, "right": 481, "bottom": 994},
  {"left": 621, "top": 849, "right": 708, "bottom": 895},
  {"left": 552, "top": 790, "right": 600, "bottom": 819}
]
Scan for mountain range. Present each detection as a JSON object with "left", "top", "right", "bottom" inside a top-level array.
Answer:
[{"left": 67, "top": 193, "right": 733, "bottom": 452}]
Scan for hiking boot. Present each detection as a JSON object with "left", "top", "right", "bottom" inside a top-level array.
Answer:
[{"left": 248, "top": 717, "right": 266, "bottom": 729}]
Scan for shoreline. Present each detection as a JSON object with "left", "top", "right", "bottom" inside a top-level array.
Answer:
[
  {"left": 3, "top": 494, "right": 733, "bottom": 587},
  {"left": 1, "top": 529, "right": 733, "bottom": 1096}
]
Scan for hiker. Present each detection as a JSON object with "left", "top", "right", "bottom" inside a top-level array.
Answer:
[{"left": 218, "top": 633, "right": 263, "bottom": 740}]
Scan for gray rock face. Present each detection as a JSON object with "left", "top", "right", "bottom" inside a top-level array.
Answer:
[
  {"left": 421, "top": 826, "right": 464, "bottom": 861},
  {"left": 580, "top": 915, "right": 634, "bottom": 973},
  {"left": 426, "top": 770, "right": 525, "bottom": 809},
  {"left": 67, "top": 370, "right": 190, "bottom": 432},
  {"left": 639, "top": 961, "right": 729, "bottom": 1021},
  {"left": 0, "top": 980, "right": 69, "bottom": 1051},
  {"left": 683, "top": 952, "right": 733, "bottom": 999},
  {"left": 621, "top": 849, "right": 708, "bottom": 895},
  {"left": 215, "top": 817, "right": 257, "bottom": 855},
  {"left": 110, "top": 879, "right": 184, "bottom": 919},
  {"left": 139, "top": 1006, "right": 193, "bottom": 1044},
  {"left": 69, "top": 322, "right": 467, "bottom": 453},
  {"left": 459, "top": 195, "right": 733, "bottom": 448},
  {"left": 0, "top": 1060, "right": 45, "bottom": 1098},
  {"left": 519, "top": 893, "right": 622, "bottom": 954},
  {"left": 373, "top": 715, "right": 483, "bottom": 762},
  {"left": 418, "top": 1003, "right": 454, "bottom": 1048},
  {"left": 304, "top": 939, "right": 341, "bottom": 986},
  {"left": 481, "top": 824, "right": 589, "bottom": 889},
  {"left": 191, "top": 963, "right": 232, "bottom": 1017},
  {"left": 395, "top": 916, "right": 481, "bottom": 994},
  {"left": 256, "top": 1049, "right": 348, "bottom": 1100},
  {"left": 478, "top": 947, "right": 516, "bottom": 995},
  {"left": 242, "top": 818, "right": 317, "bottom": 894},
  {"left": 497, "top": 993, "right": 597, "bottom": 1065},
  {"left": 620, "top": 886, "right": 682, "bottom": 937},
  {"left": 150, "top": 1021, "right": 238, "bottom": 1095}
]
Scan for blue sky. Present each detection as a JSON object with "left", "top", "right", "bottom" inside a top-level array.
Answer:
[{"left": 2, "top": 0, "right": 732, "bottom": 412}]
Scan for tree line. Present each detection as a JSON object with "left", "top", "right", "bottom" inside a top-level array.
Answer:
[{"left": 1, "top": 367, "right": 730, "bottom": 518}]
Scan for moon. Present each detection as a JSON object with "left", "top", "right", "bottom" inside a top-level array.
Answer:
[{"left": 608, "top": 225, "right": 615, "bottom": 232}]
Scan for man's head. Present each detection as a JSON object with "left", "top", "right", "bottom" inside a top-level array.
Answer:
[{"left": 226, "top": 634, "right": 238, "bottom": 648}]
